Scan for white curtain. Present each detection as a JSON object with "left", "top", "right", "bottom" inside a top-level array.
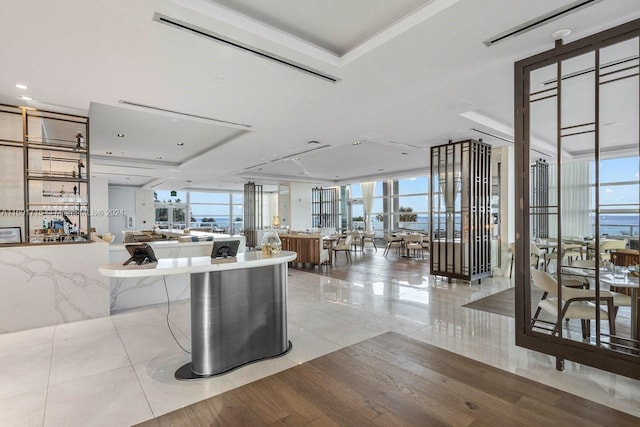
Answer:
[
  {"left": 549, "top": 161, "right": 591, "bottom": 237},
  {"left": 361, "top": 182, "right": 375, "bottom": 232}
]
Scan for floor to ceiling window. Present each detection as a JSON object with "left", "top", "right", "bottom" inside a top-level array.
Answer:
[
  {"left": 393, "top": 176, "right": 429, "bottom": 233},
  {"left": 154, "top": 190, "right": 243, "bottom": 233}
]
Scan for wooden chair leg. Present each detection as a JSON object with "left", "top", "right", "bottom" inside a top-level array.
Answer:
[
  {"left": 607, "top": 300, "right": 616, "bottom": 336},
  {"left": 509, "top": 255, "right": 514, "bottom": 278}
]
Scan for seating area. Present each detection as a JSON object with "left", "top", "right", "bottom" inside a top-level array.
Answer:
[{"left": 274, "top": 230, "right": 431, "bottom": 267}]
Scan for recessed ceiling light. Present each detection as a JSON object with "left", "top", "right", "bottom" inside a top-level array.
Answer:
[
  {"left": 106, "top": 151, "right": 112, "bottom": 155},
  {"left": 177, "top": 142, "right": 184, "bottom": 146},
  {"left": 401, "top": 152, "right": 408, "bottom": 155},
  {"left": 19, "top": 95, "right": 32, "bottom": 101},
  {"left": 293, "top": 157, "right": 300, "bottom": 161},
  {"left": 353, "top": 141, "right": 362, "bottom": 146},
  {"left": 185, "top": 180, "right": 192, "bottom": 183},
  {"left": 117, "top": 133, "right": 125, "bottom": 138},
  {"left": 308, "top": 140, "right": 320, "bottom": 145},
  {"left": 156, "top": 156, "right": 163, "bottom": 160},
  {"left": 257, "top": 168, "right": 263, "bottom": 171},
  {"left": 15, "top": 84, "right": 28, "bottom": 90},
  {"left": 552, "top": 28, "right": 572, "bottom": 40}
]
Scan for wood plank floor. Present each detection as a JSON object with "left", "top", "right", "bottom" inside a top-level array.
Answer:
[{"left": 136, "top": 332, "right": 639, "bottom": 426}]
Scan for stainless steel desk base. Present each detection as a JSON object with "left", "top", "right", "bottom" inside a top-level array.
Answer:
[
  {"left": 175, "top": 264, "right": 290, "bottom": 381},
  {"left": 175, "top": 340, "right": 292, "bottom": 380}
]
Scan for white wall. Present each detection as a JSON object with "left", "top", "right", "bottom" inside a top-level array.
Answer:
[
  {"left": 108, "top": 187, "right": 135, "bottom": 243},
  {"left": 90, "top": 176, "right": 109, "bottom": 234},
  {"left": 108, "top": 186, "right": 156, "bottom": 243},
  {"left": 135, "top": 188, "right": 155, "bottom": 229},
  {"left": 289, "top": 182, "right": 313, "bottom": 231},
  {"left": 264, "top": 192, "right": 278, "bottom": 226}
]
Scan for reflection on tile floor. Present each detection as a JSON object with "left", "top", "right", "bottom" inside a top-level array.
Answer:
[{"left": 0, "top": 269, "right": 639, "bottom": 426}]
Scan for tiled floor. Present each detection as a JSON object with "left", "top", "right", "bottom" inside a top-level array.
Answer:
[{"left": 0, "top": 269, "right": 639, "bottom": 426}]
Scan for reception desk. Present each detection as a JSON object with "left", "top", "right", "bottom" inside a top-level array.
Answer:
[
  {"left": 99, "top": 251, "right": 296, "bottom": 380},
  {"left": 108, "top": 235, "right": 245, "bottom": 311}
]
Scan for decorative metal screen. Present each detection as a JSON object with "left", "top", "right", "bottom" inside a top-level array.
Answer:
[
  {"left": 514, "top": 18, "right": 640, "bottom": 379},
  {"left": 311, "top": 187, "right": 338, "bottom": 229},
  {"left": 430, "top": 139, "right": 492, "bottom": 282},
  {"left": 530, "top": 159, "right": 549, "bottom": 239},
  {"left": 243, "top": 181, "right": 263, "bottom": 249}
]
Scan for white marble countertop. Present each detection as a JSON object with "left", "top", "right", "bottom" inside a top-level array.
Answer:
[{"left": 99, "top": 251, "right": 297, "bottom": 277}]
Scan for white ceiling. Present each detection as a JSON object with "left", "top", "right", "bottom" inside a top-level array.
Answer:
[{"left": 0, "top": 0, "right": 638, "bottom": 191}]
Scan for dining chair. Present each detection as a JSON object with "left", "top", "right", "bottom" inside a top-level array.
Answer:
[
  {"left": 530, "top": 241, "right": 544, "bottom": 270},
  {"left": 404, "top": 234, "right": 424, "bottom": 259},
  {"left": 531, "top": 269, "right": 616, "bottom": 340},
  {"left": 332, "top": 234, "right": 353, "bottom": 265},
  {"left": 348, "top": 231, "right": 363, "bottom": 253},
  {"left": 383, "top": 234, "right": 402, "bottom": 257},
  {"left": 560, "top": 260, "right": 632, "bottom": 321},
  {"left": 421, "top": 233, "right": 430, "bottom": 257},
  {"left": 598, "top": 239, "right": 628, "bottom": 262},
  {"left": 362, "top": 232, "right": 377, "bottom": 251}
]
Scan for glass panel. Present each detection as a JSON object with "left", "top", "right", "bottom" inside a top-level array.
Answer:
[
  {"left": 190, "top": 192, "right": 230, "bottom": 203},
  {"left": 398, "top": 177, "right": 427, "bottom": 194},
  {"left": 154, "top": 190, "right": 187, "bottom": 203},
  {"left": 172, "top": 208, "right": 187, "bottom": 229}
]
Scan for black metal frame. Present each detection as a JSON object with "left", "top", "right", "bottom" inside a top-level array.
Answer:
[{"left": 514, "top": 18, "right": 640, "bottom": 379}]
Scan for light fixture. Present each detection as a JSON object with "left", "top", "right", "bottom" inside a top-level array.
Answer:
[
  {"left": 156, "top": 156, "right": 163, "bottom": 160},
  {"left": 19, "top": 95, "right": 32, "bottom": 101},
  {"left": 106, "top": 151, "right": 112, "bottom": 155},
  {"left": 401, "top": 152, "right": 408, "bottom": 155},
  {"left": 117, "top": 133, "right": 125, "bottom": 138},
  {"left": 177, "top": 142, "right": 184, "bottom": 146},
  {"left": 185, "top": 180, "right": 192, "bottom": 183},
  {"left": 15, "top": 84, "right": 28, "bottom": 90},
  {"left": 378, "top": 168, "right": 384, "bottom": 171},
  {"left": 552, "top": 28, "right": 572, "bottom": 40},
  {"left": 293, "top": 157, "right": 300, "bottom": 161},
  {"left": 353, "top": 141, "right": 362, "bottom": 145},
  {"left": 307, "top": 140, "right": 320, "bottom": 145}
]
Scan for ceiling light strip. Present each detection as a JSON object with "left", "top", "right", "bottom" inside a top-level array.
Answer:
[
  {"left": 483, "top": 0, "right": 604, "bottom": 46},
  {"left": 153, "top": 13, "right": 339, "bottom": 84},
  {"left": 119, "top": 100, "right": 251, "bottom": 129}
]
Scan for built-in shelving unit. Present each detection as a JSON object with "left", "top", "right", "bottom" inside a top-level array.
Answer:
[{"left": 0, "top": 104, "right": 90, "bottom": 245}]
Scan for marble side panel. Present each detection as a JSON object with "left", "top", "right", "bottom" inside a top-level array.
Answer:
[{"left": 0, "top": 242, "right": 110, "bottom": 334}]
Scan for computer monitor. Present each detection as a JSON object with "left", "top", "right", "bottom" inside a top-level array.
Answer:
[
  {"left": 52, "top": 220, "right": 65, "bottom": 231},
  {"left": 211, "top": 239, "right": 240, "bottom": 259}
]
